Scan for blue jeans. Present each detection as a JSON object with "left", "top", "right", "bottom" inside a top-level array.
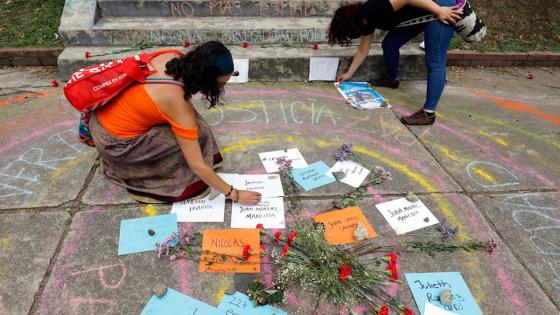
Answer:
[{"left": 382, "top": 0, "right": 456, "bottom": 111}]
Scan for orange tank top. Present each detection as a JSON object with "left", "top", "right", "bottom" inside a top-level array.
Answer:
[{"left": 96, "top": 84, "right": 198, "bottom": 140}]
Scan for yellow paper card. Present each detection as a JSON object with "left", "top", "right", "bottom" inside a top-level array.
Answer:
[
  {"left": 199, "top": 229, "right": 260, "bottom": 273},
  {"left": 314, "top": 207, "right": 377, "bottom": 245}
]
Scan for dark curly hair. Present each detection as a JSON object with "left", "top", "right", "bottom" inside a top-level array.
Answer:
[
  {"left": 165, "top": 41, "right": 230, "bottom": 108},
  {"left": 328, "top": 3, "right": 365, "bottom": 46}
]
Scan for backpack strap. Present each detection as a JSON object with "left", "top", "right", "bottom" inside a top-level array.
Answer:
[{"left": 144, "top": 78, "right": 185, "bottom": 87}]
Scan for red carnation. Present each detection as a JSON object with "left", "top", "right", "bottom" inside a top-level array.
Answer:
[
  {"left": 287, "top": 231, "right": 297, "bottom": 244},
  {"left": 282, "top": 245, "right": 290, "bottom": 257},
  {"left": 377, "top": 306, "right": 389, "bottom": 315},
  {"left": 242, "top": 41, "right": 249, "bottom": 48},
  {"left": 256, "top": 223, "right": 264, "bottom": 229},
  {"left": 385, "top": 262, "right": 399, "bottom": 281},
  {"left": 242, "top": 244, "right": 253, "bottom": 260},
  {"left": 85, "top": 51, "right": 91, "bottom": 58},
  {"left": 274, "top": 231, "right": 284, "bottom": 241},
  {"left": 183, "top": 40, "right": 191, "bottom": 48},
  {"left": 527, "top": 73, "right": 533, "bottom": 80},
  {"left": 51, "top": 80, "right": 59, "bottom": 88},
  {"left": 338, "top": 264, "right": 352, "bottom": 283},
  {"left": 260, "top": 244, "right": 267, "bottom": 255},
  {"left": 401, "top": 307, "right": 413, "bottom": 315},
  {"left": 312, "top": 42, "right": 319, "bottom": 50},
  {"left": 383, "top": 252, "right": 398, "bottom": 264}
]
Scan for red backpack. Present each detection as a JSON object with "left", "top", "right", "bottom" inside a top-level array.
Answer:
[{"left": 63, "top": 49, "right": 184, "bottom": 146}]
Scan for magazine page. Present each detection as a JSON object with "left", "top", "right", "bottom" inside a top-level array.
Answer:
[{"left": 335, "top": 82, "right": 391, "bottom": 109}]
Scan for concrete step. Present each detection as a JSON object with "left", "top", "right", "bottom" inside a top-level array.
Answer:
[
  {"left": 61, "top": 16, "right": 393, "bottom": 46},
  {"left": 97, "top": 0, "right": 345, "bottom": 17},
  {"left": 57, "top": 44, "right": 426, "bottom": 81}
]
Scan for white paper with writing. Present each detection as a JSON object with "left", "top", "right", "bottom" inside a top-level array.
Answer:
[
  {"left": 228, "top": 59, "right": 249, "bottom": 83},
  {"left": 171, "top": 194, "right": 226, "bottom": 222},
  {"left": 309, "top": 57, "right": 340, "bottom": 81},
  {"left": 218, "top": 173, "right": 284, "bottom": 197},
  {"left": 231, "top": 197, "right": 285, "bottom": 229},
  {"left": 375, "top": 198, "right": 439, "bottom": 235},
  {"left": 258, "top": 148, "right": 309, "bottom": 173},
  {"left": 326, "top": 160, "right": 371, "bottom": 188},
  {"left": 424, "top": 302, "right": 458, "bottom": 315}
]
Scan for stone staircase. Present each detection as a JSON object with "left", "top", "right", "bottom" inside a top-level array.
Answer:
[{"left": 58, "top": 0, "right": 425, "bottom": 81}]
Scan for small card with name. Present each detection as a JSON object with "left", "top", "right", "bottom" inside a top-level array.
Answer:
[
  {"left": 290, "top": 161, "right": 336, "bottom": 191},
  {"left": 375, "top": 197, "right": 438, "bottom": 235},
  {"left": 314, "top": 207, "right": 377, "bottom": 245},
  {"left": 118, "top": 214, "right": 178, "bottom": 256},
  {"left": 405, "top": 272, "right": 483, "bottom": 315},
  {"left": 258, "top": 148, "right": 309, "bottom": 173},
  {"left": 327, "top": 160, "right": 371, "bottom": 188},
  {"left": 231, "top": 197, "right": 285, "bottom": 229},
  {"left": 217, "top": 292, "right": 288, "bottom": 315},
  {"left": 199, "top": 229, "right": 260, "bottom": 273},
  {"left": 171, "top": 194, "right": 225, "bottom": 222},
  {"left": 218, "top": 173, "right": 284, "bottom": 197}
]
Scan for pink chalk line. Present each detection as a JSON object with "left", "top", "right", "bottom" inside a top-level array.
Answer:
[
  {"left": 0, "top": 119, "right": 75, "bottom": 155},
  {"left": 177, "top": 223, "right": 193, "bottom": 295}
]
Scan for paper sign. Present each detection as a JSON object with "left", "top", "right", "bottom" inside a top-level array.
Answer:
[
  {"left": 424, "top": 302, "right": 458, "bottom": 315},
  {"left": 219, "top": 173, "right": 284, "bottom": 197},
  {"left": 290, "top": 161, "right": 336, "bottom": 191},
  {"left": 327, "top": 160, "right": 371, "bottom": 188},
  {"left": 228, "top": 59, "right": 249, "bottom": 83},
  {"left": 141, "top": 288, "right": 217, "bottom": 315},
  {"left": 258, "top": 148, "right": 308, "bottom": 173},
  {"left": 231, "top": 197, "right": 285, "bottom": 229},
  {"left": 314, "top": 207, "right": 377, "bottom": 245},
  {"left": 405, "top": 272, "right": 483, "bottom": 315},
  {"left": 217, "top": 292, "right": 288, "bottom": 315},
  {"left": 171, "top": 194, "right": 225, "bottom": 222},
  {"left": 375, "top": 197, "right": 439, "bottom": 235},
  {"left": 309, "top": 57, "right": 340, "bottom": 81},
  {"left": 199, "top": 229, "right": 260, "bottom": 273},
  {"left": 118, "top": 214, "right": 178, "bottom": 255}
]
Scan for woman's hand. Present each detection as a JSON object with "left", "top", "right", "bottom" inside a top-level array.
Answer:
[
  {"left": 337, "top": 72, "right": 353, "bottom": 83},
  {"left": 435, "top": 6, "right": 462, "bottom": 25},
  {"left": 232, "top": 189, "right": 262, "bottom": 205}
]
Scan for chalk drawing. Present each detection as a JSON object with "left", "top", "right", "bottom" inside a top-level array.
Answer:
[
  {"left": 466, "top": 161, "right": 520, "bottom": 189},
  {"left": 499, "top": 194, "right": 560, "bottom": 291},
  {"left": 170, "top": 1, "right": 195, "bottom": 17},
  {"left": 0, "top": 129, "right": 85, "bottom": 199},
  {"left": 70, "top": 259, "right": 127, "bottom": 289},
  {"left": 207, "top": 100, "right": 338, "bottom": 126}
]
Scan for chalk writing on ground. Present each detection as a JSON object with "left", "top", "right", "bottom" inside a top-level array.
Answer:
[
  {"left": 499, "top": 194, "right": 560, "bottom": 291},
  {"left": 207, "top": 99, "right": 338, "bottom": 126},
  {"left": 0, "top": 129, "right": 86, "bottom": 200}
]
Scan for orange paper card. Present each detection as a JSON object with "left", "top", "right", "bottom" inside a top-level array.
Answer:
[
  {"left": 314, "top": 207, "right": 377, "bottom": 245},
  {"left": 199, "top": 229, "right": 260, "bottom": 273}
]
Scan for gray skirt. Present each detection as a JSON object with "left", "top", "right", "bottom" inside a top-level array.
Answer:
[{"left": 89, "top": 110, "right": 223, "bottom": 201}]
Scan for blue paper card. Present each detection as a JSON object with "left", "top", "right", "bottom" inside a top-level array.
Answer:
[
  {"left": 218, "top": 292, "right": 287, "bottom": 315},
  {"left": 290, "top": 161, "right": 336, "bottom": 191},
  {"left": 141, "top": 288, "right": 217, "bottom": 315},
  {"left": 405, "top": 272, "right": 483, "bottom": 315},
  {"left": 118, "top": 214, "right": 178, "bottom": 255}
]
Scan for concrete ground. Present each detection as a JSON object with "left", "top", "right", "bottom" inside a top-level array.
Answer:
[{"left": 0, "top": 66, "right": 559, "bottom": 315}]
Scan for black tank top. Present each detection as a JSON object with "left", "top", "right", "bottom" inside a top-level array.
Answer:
[{"left": 361, "top": 0, "right": 430, "bottom": 34}]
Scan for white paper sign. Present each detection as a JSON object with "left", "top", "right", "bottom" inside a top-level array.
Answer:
[
  {"left": 218, "top": 173, "right": 284, "bottom": 197},
  {"left": 258, "top": 148, "right": 308, "bottom": 173},
  {"left": 375, "top": 197, "right": 439, "bottom": 235},
  {"left": 309, "top": 57, "right": 340, "bottom": 81},
  {"left": 231, "top": 197, "right": 285, "bottom": 229},
  {"left": 171, "top": 194, "right": 225, "bottom": 222},
  {"left": 424, "top": 302, "right": 458, "bottom": 315},
  {"left": 228, "top": 59, "right": 249, "bottom": 83},
  {"left": 327, "top": 160, "right": 371, "bottom": 188}
]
